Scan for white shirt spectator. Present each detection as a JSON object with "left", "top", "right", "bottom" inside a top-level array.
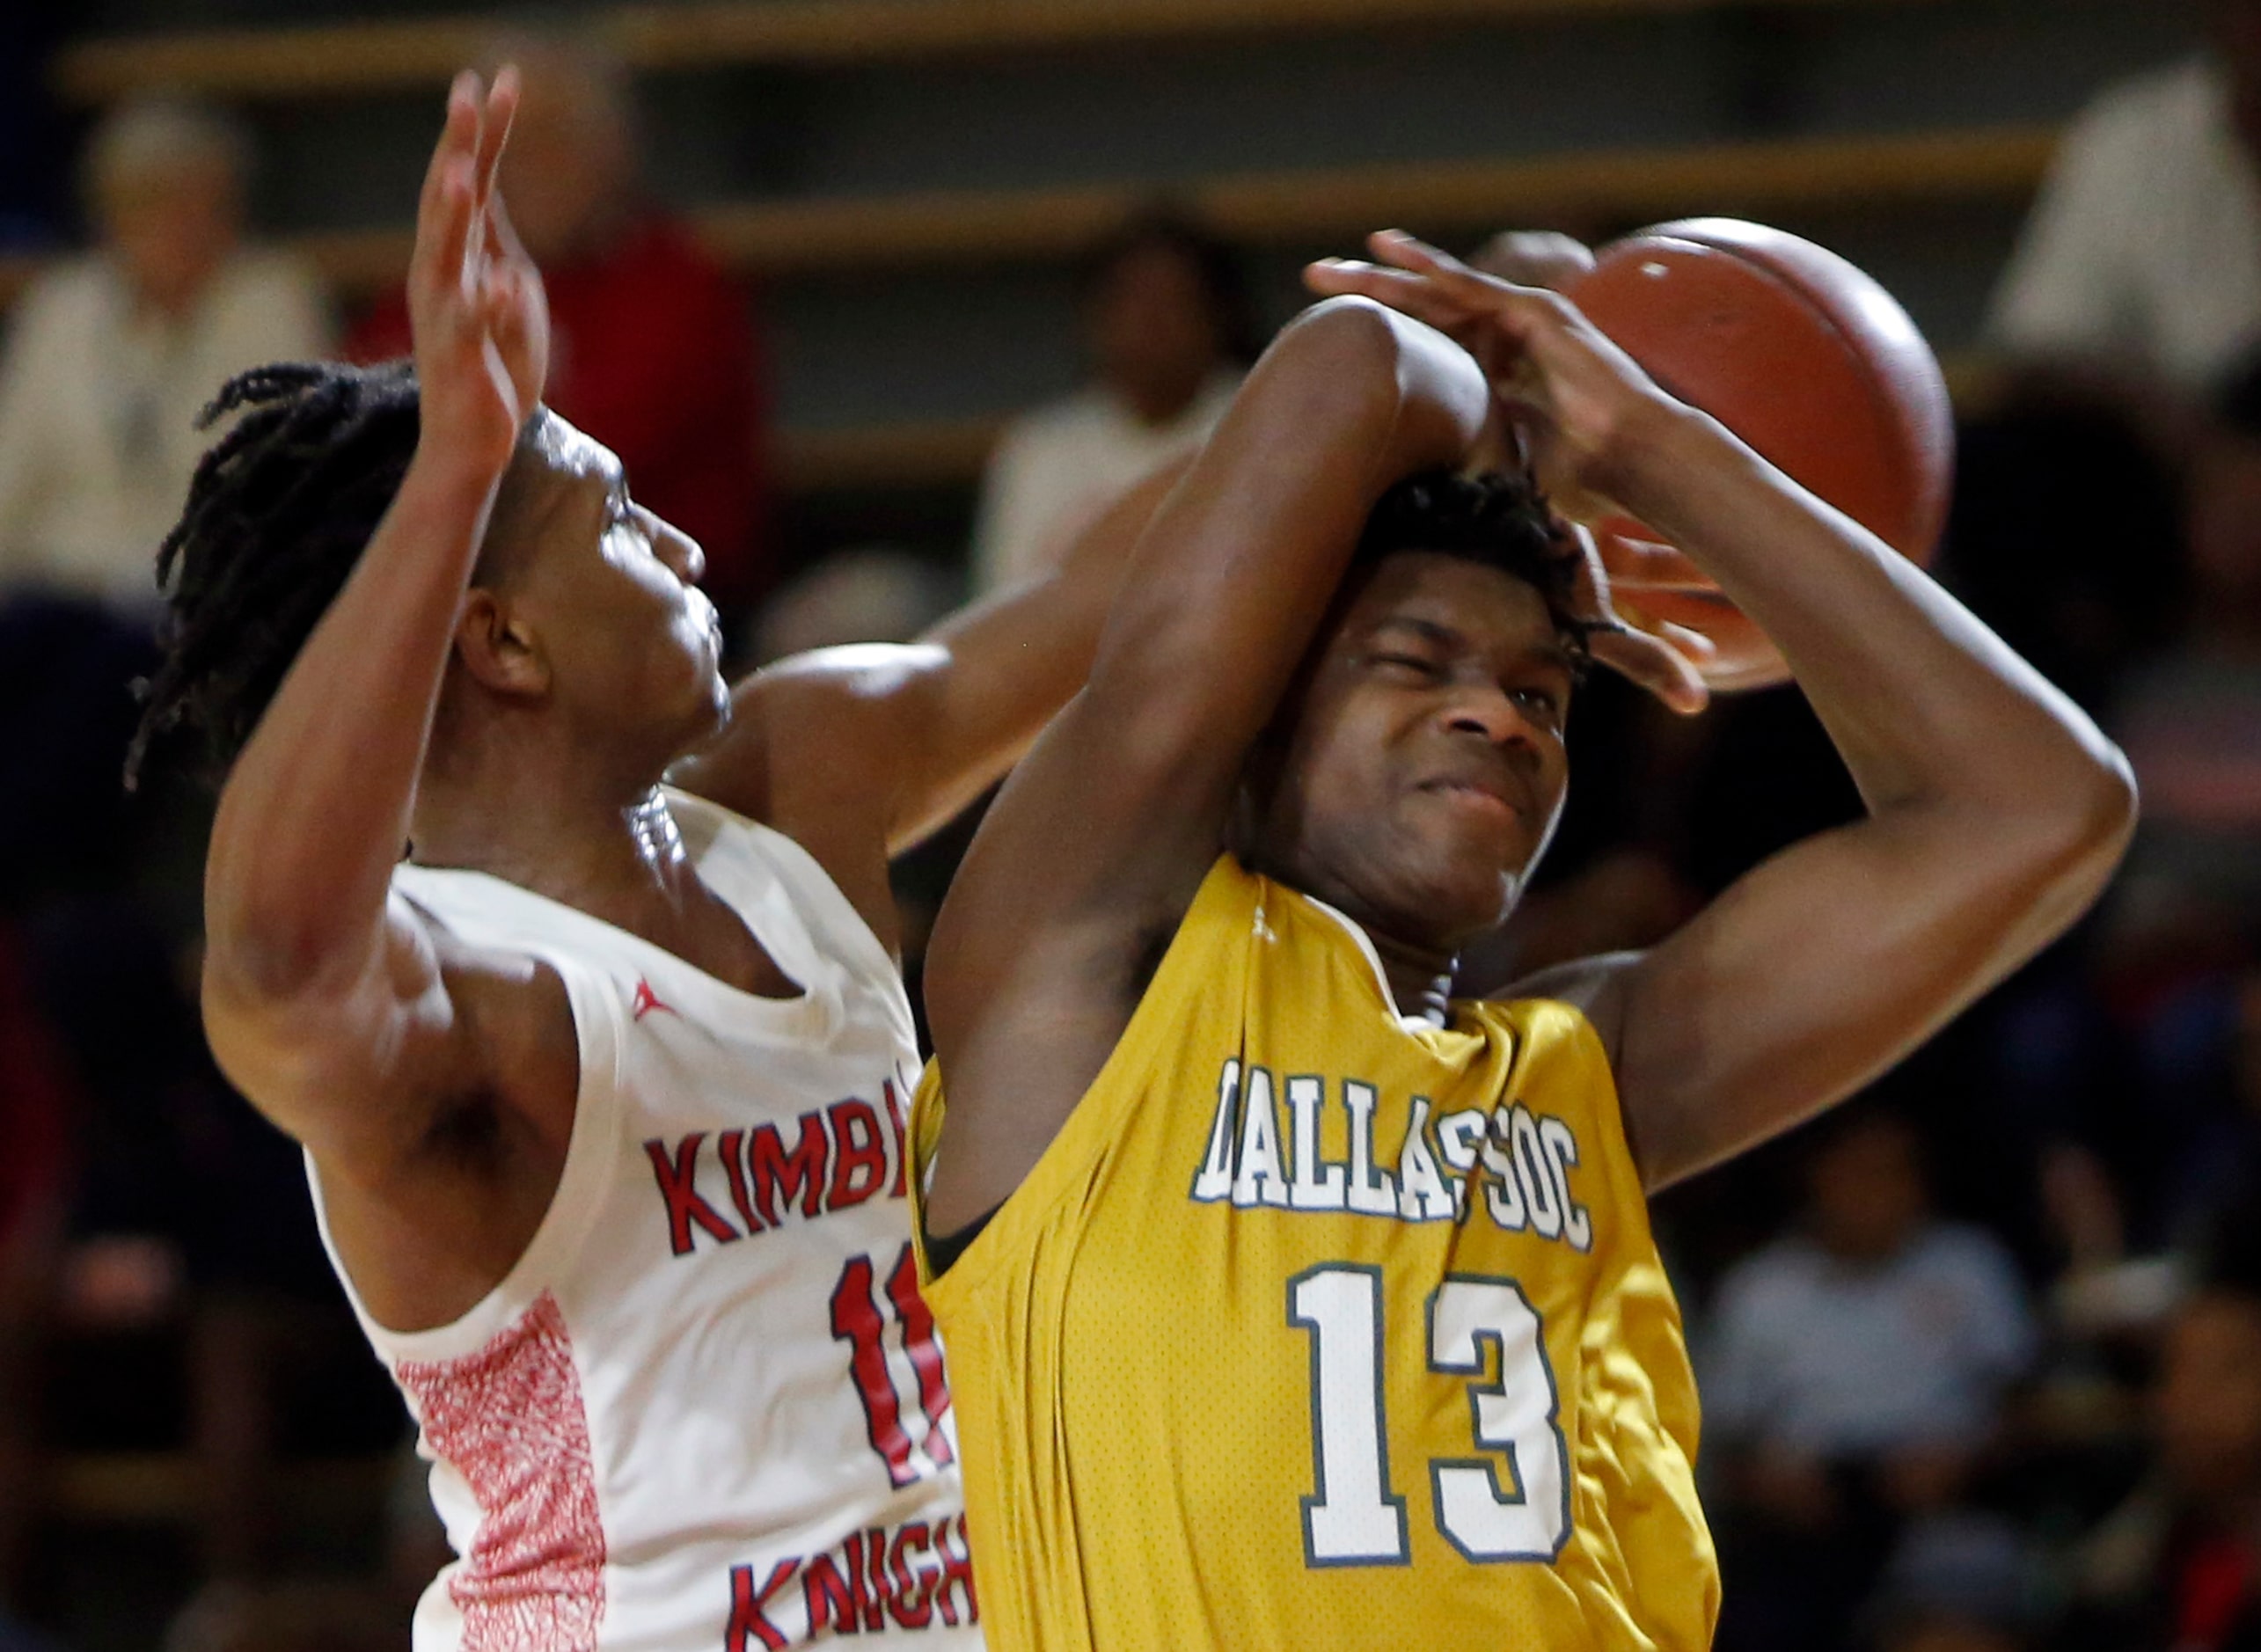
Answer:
[
  {"left": 0, "top": 250, "right": 330, "bottom": 610},
  {"left": 970, "top": 369, "right": 1239, "bottom": 595},
  {"left": 1990, "top": 57, "right": 2261, "bottom": 391},
  {"left": 1701, "top": 1223, "right": 2037, "bottom": 1458}
]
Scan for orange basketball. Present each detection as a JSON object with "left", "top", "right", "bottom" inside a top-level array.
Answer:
[{"left": 1562, "top": 218, "right": 1954, "bottom": 691}]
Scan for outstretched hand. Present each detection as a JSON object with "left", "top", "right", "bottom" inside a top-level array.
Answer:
[
  {"left": 1307, "top": 231, "right": 1709, "bottom": 715},
  {"left": 407, "top": 69, "right": 549, "bottom": 482}
]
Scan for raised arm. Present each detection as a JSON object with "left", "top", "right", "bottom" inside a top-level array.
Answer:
[
  {"left": 915, "top": 298, "right": 1502, "bottom": 1232},
  {"left": 671, "top": 451, "right": 1189, "bottom": 954},
  {"left": 1314, "top": 235, "right": 2137, "bottom": 1191},
  {"left": 200, "top": 72, "right": 552, "bottom": 1169}
]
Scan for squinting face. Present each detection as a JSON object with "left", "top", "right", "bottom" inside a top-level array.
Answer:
[
  {"left": 486, "top": 413, "right": 728, "bottom": 762},
  {"left": 1248, "top": 552, "right": 1574, "bottom": 954}
]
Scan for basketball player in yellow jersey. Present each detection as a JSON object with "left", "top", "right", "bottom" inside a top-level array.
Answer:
[{"left": 911, "top": 233, "right": 2136, "bottom": 1650}]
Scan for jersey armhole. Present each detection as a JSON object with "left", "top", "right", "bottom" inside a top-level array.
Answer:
[
  {"left": 309, "top": 936, "right": 629, "bottom": 1359},
  {"left": 914, "top": 854, "right": 1244, "bottom": 1304}
]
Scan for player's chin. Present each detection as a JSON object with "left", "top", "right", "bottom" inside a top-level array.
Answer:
[{"left": 1386, "top": 837, "right": 1521, "bottom": 950}]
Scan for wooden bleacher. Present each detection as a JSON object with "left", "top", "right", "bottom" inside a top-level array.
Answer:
[
  {"left": 17, "top": 0, "right": 2060, "bottom": 500},
  {"left": 0, "top": 121, "right": 2045, "bottom": 493},
  {"left": 0, "top": 124, "right": 2057, "bottom": 301},
  {"left": 53, "top": 0, "right": 1948, "bottom": 105}
]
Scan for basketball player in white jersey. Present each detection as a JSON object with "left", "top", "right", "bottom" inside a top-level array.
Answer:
[{"left": 126, "top": 72, "right": 1164, "bottom": 1651}]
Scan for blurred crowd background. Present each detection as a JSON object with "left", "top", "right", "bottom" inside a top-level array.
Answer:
[{"left": 0, "top": 0, "right": 2258, "bottom": 1647}]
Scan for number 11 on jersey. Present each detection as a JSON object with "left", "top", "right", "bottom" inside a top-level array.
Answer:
[{"left": 1289, "top": 1265, "right": 1571, "bottom": 1568}]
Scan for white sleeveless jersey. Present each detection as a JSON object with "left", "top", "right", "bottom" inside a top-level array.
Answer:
[{"left": 310, "top": 789, "right": 982, "bottom": 1652}]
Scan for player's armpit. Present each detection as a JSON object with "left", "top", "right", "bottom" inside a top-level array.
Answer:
[
  {"left": 201, "top": 892, "right": 521, "bottom": 1163},
  {"left": 202, "top": 897, "right": 581, "bottom": 1329}
]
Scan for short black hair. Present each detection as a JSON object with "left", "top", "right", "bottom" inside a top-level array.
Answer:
[
  {"left": 1077, "top": 206, "right": 1263, "bottom": 366},
  {"left": 1350, "top": 467, "right": 1595, "bottom": 664},
  {"left": 128, "top": 360, "right": 424, "bottom": 790}
]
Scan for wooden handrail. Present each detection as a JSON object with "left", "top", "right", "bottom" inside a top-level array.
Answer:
[
  {"left": 782, "top": 344, "right": 1992, "bottom": 493},
  {"left": 0, "top": 124, "right": 2048, "bottom": 309},
  {"left": 53, "top": 0, "right": 1939, "bottom": 105}
]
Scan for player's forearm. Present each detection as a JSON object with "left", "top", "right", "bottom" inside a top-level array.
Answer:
[
  {"left": 1602, "top": 405, "right": 2133, "bottom": 848},
  {"left": 876, "top": 457, "right": 1192, "bottom": 852},
  {"left": 1087, "top": 301, "right": 1488, "bottom": 716},
  {"left": 206, "top": 448, "right": 502, "bottom": 1004}
]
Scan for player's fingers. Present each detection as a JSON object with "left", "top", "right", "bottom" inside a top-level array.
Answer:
[
  {"left": 472, "top": 65, "right": 521, "bottom": 212},
  {"left": 1653, "top": 618, "right": 1719, "bottom": 667},
  {"left": 1372, "top": 231, "right": 1592, "bottom": 355},
  {"left": 1304, "top": 260, "right": 1476, "bottom": 333},
  {"left": 412, "top": 76, "right": 481, "bottom": 273},
  {"left": 483, "top": 172, "right": 524, "bottom": 266},
  {"left": 1365, "top": 229, "right": 1479, "bottom": 279},
  {"left": 417, "top": 74, "right": 479, "bottom": 209},
  {"left": 1593, "top": 531, "right": 1714, "bottom": 594},
  {"left": 1590, "top": 625, "right": 1709, "bottom": 716},
  {"left": 416, "top": 155, "right": 479, "bottom": 309}
]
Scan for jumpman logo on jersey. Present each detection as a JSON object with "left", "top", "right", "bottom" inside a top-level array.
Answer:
[{"left": 631, "top": 979, "right": 677, "bottom": 1022}]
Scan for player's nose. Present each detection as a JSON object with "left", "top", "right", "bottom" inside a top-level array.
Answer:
[{"left": 1442, "top": 683, "right": 1536, "bottom": 751}]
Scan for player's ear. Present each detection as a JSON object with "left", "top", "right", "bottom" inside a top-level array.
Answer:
[{"left": 456, "top": 586, "right": 552, "bottom": 698}]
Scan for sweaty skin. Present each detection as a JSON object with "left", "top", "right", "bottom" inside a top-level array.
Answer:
[
  {"left": 922, "top": 233, "right": 2134, "bottom": 1237},
  {"left": 196, "top": 72, "right": 1179, "bottom": 1334}
]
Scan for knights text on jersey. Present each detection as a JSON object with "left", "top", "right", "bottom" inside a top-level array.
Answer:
[
  {"left": 911, "top": 852, "right": 1716, "bottom": 1652},
  {"left": 311, "top": 789, "right": 984, "bottom": 1652}
]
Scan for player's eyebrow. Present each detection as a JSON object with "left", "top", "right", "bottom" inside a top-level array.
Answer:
[
  {"left": 1521, "top": 640, "right": 1580, "bottom": 681},
  {"left": 1372, "top": 616, "right": 1460, "bottom": 649}
]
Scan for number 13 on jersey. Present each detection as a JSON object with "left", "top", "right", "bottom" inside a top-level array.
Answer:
[{"left": 1289, "top": 1265, "right": 1570, "bottom": 1568}]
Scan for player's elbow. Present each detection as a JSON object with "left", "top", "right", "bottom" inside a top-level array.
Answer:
[
  {"left": 1265, "top": 296, "right": 1425, "bottom": 420},
  {"left": 1987, "top": 732, "right": 2139, "bottom": 925},
  {"left": 2054, "top": 735, "right": 2140, "bottom": 889}
]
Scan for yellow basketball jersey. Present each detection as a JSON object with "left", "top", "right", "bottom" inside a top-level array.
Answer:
[{"left": 912, "top": 854, "right": 1717, "bottom": 1651}]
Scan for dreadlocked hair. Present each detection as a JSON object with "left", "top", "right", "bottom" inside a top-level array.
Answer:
[
  {"left": 126, "top": 359, "right": 426, "bottom": 791},
  {"left": 1351, "top": 467, "right": 1599, "bottom": 669}
]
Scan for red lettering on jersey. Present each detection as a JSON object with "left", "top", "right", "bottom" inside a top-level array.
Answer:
[
  {"left": 841, "top": 1531, "right": 879, "bottom": 1632},
  {"left": 828, "top": 1099, "right": 889, "bottom": 1211},
  {"left": 716, "top": 1129, "right": 765, "bottom": 1233},
  {"left": 630, "top": 979, "right": 677, "bottom": 1022},
  {"left": 642, "top": 1135, "right": 742, "bottom": 1257},
  {"left": 886, "top": 1523, "right": 933, "bottom": 1628},
  {"left": 933, "top": 1514, "right": 979, "bottom": 1626},
  {"left": 747, "top": 1111, "right": 830, "bottom": 1224},
  {"left": 725, "top": 1559, "right": 798, "bottom": 1652},
  {"left": 831, "top": 1253, "right": 919, "bottom": 1488},
  {"left": 886, "top": 1246, "right": 955, "bottom": 1468},
  {"left": 862, "top": 1526, "right": 895, "bottom": 1630},
  {"left": 801, "top": 1553, "right": 856, "bottom": 1637},
  {"left": 882, "top": 1079, "right": 911, "bottom": 1199}
]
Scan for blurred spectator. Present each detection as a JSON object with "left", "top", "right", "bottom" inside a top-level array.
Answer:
[
  {"left": 2059, "top": 1229, "right": 2261, "bottom": 1651},
  {"left": 970, "top": 210, "right": 1254, "bottom": 595},
  {"left": 746, "top": 545, "right": 962, "bottom": 664},
  {"left": 1862, "top": 1512, "right": 2044, "bottom": 1652},
  {"left": 0, "top": 96, "right": 330, "bottom": 612},
  {"left": 2100, "top": 356, "right": 2261, "bottom": 973},
  {"left": 1988, "top": 0, "right": 2261, "bottom": 398},
  {"left": 347, "top": 35, "right": 772, "bottom": 619},
  {"left": 1704, "top": 1107, "right": 2037, "bottom": 1651}
]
